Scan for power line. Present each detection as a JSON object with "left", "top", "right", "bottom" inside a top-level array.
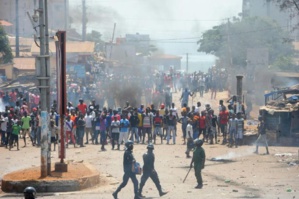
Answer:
[{"left": 78, "top": 22, "right": 296, "bottom": 44}]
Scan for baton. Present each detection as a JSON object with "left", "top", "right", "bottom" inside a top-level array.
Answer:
[{"left": 183, "top": 167, "right": 192, "bottom": 183}]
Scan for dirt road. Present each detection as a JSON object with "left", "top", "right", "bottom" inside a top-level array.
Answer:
[{"left": 0, "top": 90, "right": 298, "bottom": 199}]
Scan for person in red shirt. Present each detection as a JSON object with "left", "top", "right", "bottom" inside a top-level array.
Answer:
[
  {"left": 77, "top": 99, "right": 87, "bottom": 116},
  {"left": 198, "top": 111, "right": 207, "bottom": 141},
  {"left": 9, "top": 90, "right": 17, "bottom": 107},
  {"left": 219, "top": 106, "right": 229, "bottom": 144}
]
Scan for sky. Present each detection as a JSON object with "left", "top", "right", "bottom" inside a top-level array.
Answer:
[{"left": 70, "top": 0, "right": 242, "bottom": 71}]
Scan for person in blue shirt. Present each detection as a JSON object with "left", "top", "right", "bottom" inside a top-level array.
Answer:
[
  {"left": 119, "top": 115, "right": 130, "bottom": 147},
  {"left": 180, "top": 88, "right": 193, "bottom": 108}
]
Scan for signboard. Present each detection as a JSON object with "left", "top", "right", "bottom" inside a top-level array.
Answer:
[{"left": 67, "top": 64, "right": 86, "bottom": 78}]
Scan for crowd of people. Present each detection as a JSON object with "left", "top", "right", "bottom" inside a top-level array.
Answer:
[
  {"left": 62, "top": 65, "right": 228, "bottom": 110},
  {"left": 0, "top": 65, "right": 272, "bottom": 199},
  {"left": 0, "top": 85, "right": 246, "bottom": 155}
]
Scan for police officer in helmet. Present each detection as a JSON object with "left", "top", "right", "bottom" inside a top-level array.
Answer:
[
  {"left": 139, "top": 143, "right": 168, "bottom": 198},
  {"left": 113, "top": 140, "right": 141, "bottom": 199},
  {"left": 190, "top": 139, "right": 206, "bottom": 189},
  {"left": 23, "top": 186, "right": 36, "bottom": 199}
]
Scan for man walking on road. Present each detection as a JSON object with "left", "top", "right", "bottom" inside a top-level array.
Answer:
[
  {"left": 139, "top": 143, "right": 168, "bottom": 198},
  {"left": 190, "top": 139, "right": 206, "bottom": 189},
  {"left": 113, "top": 140, "right": 141, "bottom": 199},
  {"left": 254, "top": 116, "right": 269, "bottom": 154}
]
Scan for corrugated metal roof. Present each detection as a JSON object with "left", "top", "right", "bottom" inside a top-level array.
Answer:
[
  {"left": 275, "top": 72, "right": 299, "bottom": 78},
  {"left": 13, "top": 58, "right": 35, "bottom": 70},
  {"left": 31, "top": 41, "right": 95, "bottom": 54}
]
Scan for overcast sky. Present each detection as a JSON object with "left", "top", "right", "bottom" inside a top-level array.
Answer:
[{"left": 70, "top": 0, "right": 242, "bottom": 55}]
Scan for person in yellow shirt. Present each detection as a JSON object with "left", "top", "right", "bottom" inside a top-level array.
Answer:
[{"left": 137, "top": 111, "right": 143, "bottom": 143}]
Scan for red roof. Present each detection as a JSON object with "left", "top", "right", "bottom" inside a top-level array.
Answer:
[{"left": 0, "top": 20, "right": 13, "bottom": 26}]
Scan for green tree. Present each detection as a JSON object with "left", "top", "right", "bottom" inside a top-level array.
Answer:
[
  {"left": 197, "top": 16, "right": 294, "bottom": 68},
  {"left": 270, "top": 0, "right": 299, "bottom": 11},
  {"left": 86, "top": 30, "right": 104, "bottom": 52},
  {"left": 0, "top": 25, "right": 13, "bottom": 64}
]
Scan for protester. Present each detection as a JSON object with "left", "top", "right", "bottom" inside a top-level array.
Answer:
[
  {"left": 129, "top": 109, "right": 139, "bottom": 143},
  {"left": 236, "top": 112, "right": 244, "bottom": 147},
  {"left": 119, "top": 114, "right": 130, "bottom": 149},
  {"left": 166, "top": 109, "right": 177, "bottom": 144},
  {"left": 185, "top": 120, "right": 194, "bottom": 158},
  {"left": 84, "top": 111, "right": 94, "bottom": 144},
  {"left": 111, "top": 115, "right": 120, "bottom": 150},
  {"left": 9, "top": 120, "right": 21, "bottom": 150},
  {"left": 21, "top": 111, "right": 32, "bottom": 147},
  {"left": 254, "top": 116, "right": 269, "bottom": 154},
  {"left": 142, "top": 108, "right": 153, "bottom": 144},
  {"left": 153, "top": 111, "right": 163, "bottom": 144},
  {"left": 76, "top": 113, "right": 86, "bottom": 147},
  {"left": 65, "top": 115, "right": 76, "bottom": 148},
  {"left": 228, "top": 113, "right": 237, "bottom": 148}
]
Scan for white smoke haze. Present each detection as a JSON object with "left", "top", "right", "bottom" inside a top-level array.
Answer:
[
  {"left": 69, "top": 0, "right": 242, "bottom": 55},
  {"left": 214, "top": 148, "right": 256, "bottom": 160}
]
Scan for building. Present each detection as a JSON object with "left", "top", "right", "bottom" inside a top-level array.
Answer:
[
  {"left": 150, "top": 54, "right": 182, "bottom": 71},
  {"left": 242, "top": 0, "right": 299, "bottom": 40},
  {"left": 261, "top": 84, "right": 299, "bottom": 146},
  {"left": 105, "top": 43, "right": 137, "bottom": 65},
  {"left": 0, "top": 0, "right": 69, "bottom": 37},
  {"left": 31, "top": 41, "right": 95, "bottom": 61},
  {"left": 13, "top": 57, "right": 36, "bottom": 77}
]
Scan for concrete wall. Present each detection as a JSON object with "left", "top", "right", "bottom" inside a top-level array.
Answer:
[
  {"left": 0, "top": 63, "right": 13, "bottom": 80},
  {"left": 0, "top": 0, "right": 68, "bottom": 37}
]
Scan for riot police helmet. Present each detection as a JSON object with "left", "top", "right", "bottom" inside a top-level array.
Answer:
[
  {"left": 125, "top": 140, "right": 134, "bottom": 150},
  {"left": 194, "top": 138, "right": 203, "bottom": 147},
  {"left": 23, "top": 186, "right": 37, "bottom": 199},
  {"left": 147, "top": 143, "right": 154, "bottom": 150}
]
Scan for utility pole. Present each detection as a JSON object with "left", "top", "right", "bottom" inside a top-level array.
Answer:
[
  {"left": 15, "top": 0, "right": 19, "bottom": 57},
  {"left": 44, "top": 0, "right": 51, "bottom": 175},
  {"left": 109, "top": 23, "right": 116, "bottom": 60},
  {"left": 55, "top": 31, "right": 68, "bottom": 172},
  {"left": 226, "top": 18, "right": 233, "bottom": 97},
  {"left": 82, "top": 0, "right": 86, "bottom": 41},
  {"left": 186, "top": 53, "right": 189, "bottom": 73},
  {"left": 226, "top": 18, "right": 233, "bottom": 68},
  {"left": 37, "top": 0, "right": 50, "bottom": 178},
  {"left": 64, "top": 0, "right": 68, "bottom": 30}
]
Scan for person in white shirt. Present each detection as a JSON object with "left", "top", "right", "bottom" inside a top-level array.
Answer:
[
  {"left": 111, "top": 116, "right": 120, "bottom": 150},
  {"left": 228, "top": 114, "right": 237, "bottom": 148},
  {"left": 0, "top": 113, "right": 8, "bottom": 146},
  {"left": 170, "top": 103, "right": 179, "bottom": 119},
  {"left": 65, "top": 115, "right": 75, "bottom": 148},
  {"left": 199, "top": 76, "right": 205, "bottom": 97},
  {"left": 194, "top": 102, "right": 201, "bottom": 113},
  {"left": 84, "top": 111, "right": 94, "bottom": 144},
  {"left": 235, "top": 113, "right": 244, "bottom": 147},
  {"left": 185, "top": 121, "right": 193, "bottom": 158}
]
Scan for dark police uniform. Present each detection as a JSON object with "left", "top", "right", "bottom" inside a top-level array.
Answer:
[
  {"left": 139, "top": 151, "right": 164, "bottom": 195},
  {"left": 114, "top": 149, "right": 139, "bottom": 198},
  {"left": 192, "top": 145, "right": 205, "bottom": 187}
]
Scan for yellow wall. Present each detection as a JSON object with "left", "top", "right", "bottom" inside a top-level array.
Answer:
[{"left": 0, "top": 63, "right": 13, "bottom": 79}]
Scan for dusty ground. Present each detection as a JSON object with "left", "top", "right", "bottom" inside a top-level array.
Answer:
[
  {"left": 2, "top": 162, "right": 95, "bottom": 181},
  {"left": 0, "top": 90, "right": 299, "bottom": 199}
]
